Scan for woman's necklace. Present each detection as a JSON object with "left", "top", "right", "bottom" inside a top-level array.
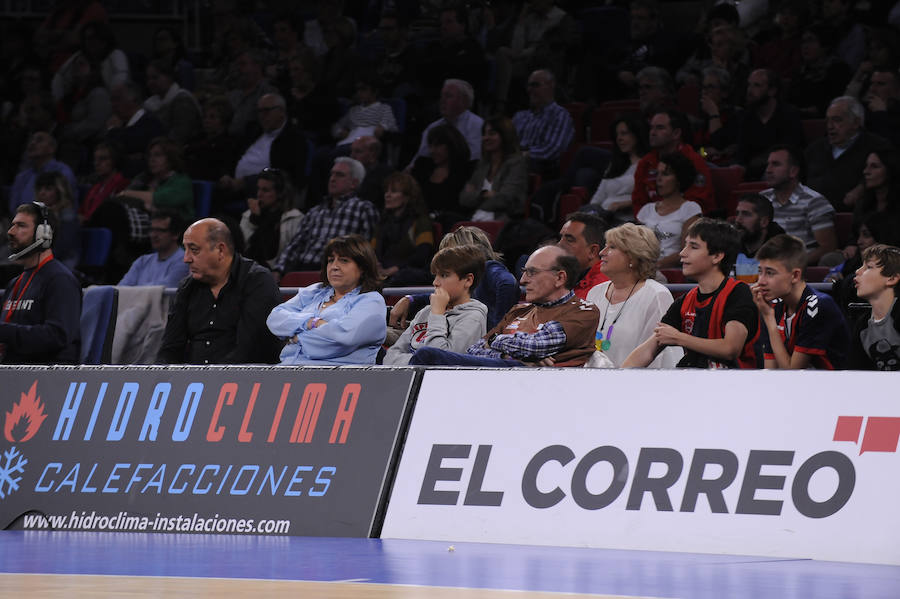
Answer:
[{"left": 595, "top": 281, "right": 638, "bottom": 352}]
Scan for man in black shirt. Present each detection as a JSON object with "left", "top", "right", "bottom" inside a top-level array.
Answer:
[
  {"left": 157, "top": 218, "right": 282, "bottom": 364},
  {"left": 734, "top": 193, "right": 786, "bottom": 258}
]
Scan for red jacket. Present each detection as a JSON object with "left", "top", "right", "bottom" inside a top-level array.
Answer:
[{"left": 573, "top": 261, "right": 608, "bottom": 300}]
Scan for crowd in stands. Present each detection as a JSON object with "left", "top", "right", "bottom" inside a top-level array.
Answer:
[{"left": 2, "top": 0, "right": 900, "bottom": 371}]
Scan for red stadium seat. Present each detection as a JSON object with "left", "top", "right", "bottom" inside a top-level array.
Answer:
[
  {"left": 557, "top": 192, "right": 588, "bottom": 227},
  {"left": 564, "top": 102, "right": 589, "bottom": 143},
  {"left": 660, "top": 268, "right": 686, "bottom": 284},
  {"left": 802, "top": 118, "right": 826, "bottom": 144},
  {"left": 677, "top": 83, "right": 700, "bottom": 117},
  {"left": 431, "top": 221, "right": 443, "bottom": 246},
  {"left": 281, "top": 271, "right": 320, "bottom": 287},
  {"left": 804, "top": 266, "right": 831, "bottom": 282},
  {"left": 453, "top": 221, "right": 505, "bottom": 243},
  {"left": 708, "top": 165, "right": 745, "bottom": 216}
]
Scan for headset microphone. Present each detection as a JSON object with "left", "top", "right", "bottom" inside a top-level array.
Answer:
[{"left": 7, "top": 239, "right": 45, "bottom": 261}]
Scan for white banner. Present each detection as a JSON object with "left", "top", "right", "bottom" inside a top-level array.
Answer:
[{"left": 382, "top": 369, "right": 900, "bottom": 565}]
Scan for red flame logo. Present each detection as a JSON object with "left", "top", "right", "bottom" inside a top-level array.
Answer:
[{"left": 4, "top": 381, "right": 47, "bottom": 442}]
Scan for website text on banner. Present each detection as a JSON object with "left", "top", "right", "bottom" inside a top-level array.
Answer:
[
  {"left": 382, "top": 369, "right": 900, "bottom": 566},
  {"left": 1, "top": 367, "right": 417, "bottom": 537}
]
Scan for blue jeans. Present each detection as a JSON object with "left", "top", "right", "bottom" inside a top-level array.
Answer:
[{"left": 409, "top": 346, "right": 524, "bottom": 367}]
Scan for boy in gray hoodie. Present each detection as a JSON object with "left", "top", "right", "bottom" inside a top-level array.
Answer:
[{"left": 384, "top": 245, "right": 488, "bottom": 365}]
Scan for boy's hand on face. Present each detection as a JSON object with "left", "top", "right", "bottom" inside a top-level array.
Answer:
[
  {"left": 430, "top": 287, "right": 451, "bottom": 315},
  {"left": 653, "top": 322, "right": 682, "bottom": 346},
  {"left": 750, "top": 283, "right": 775, "bottom": 322}
]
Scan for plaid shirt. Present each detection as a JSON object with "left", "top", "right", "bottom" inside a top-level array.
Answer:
[
  {"left": 466, "top": 291, "right": 574, "bottom": 360},
  {"left": 512, "top": 102, "right": 574, "bottom": 162},
  {"left": 273, "top": 194, "right": 378, "bottom": 272}
]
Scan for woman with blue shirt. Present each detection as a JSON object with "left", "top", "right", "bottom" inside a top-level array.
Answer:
[{"left": 267, "top": 234, "right": 387, "bottom": 365}]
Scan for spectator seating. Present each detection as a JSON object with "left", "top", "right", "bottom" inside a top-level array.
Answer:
[
  {"left": 801, "top": 119, "right": 826, "bottom": 144},
  {"left": 281, "top": 271, "right": 320, "bottom": 287},
  {"left": 431, "top": 221, "right": 443, "bottom": 246},
  {"left": 453, "top": 220, "right": 505, "bottom": 243},
  {"left": 708, "top": 165, "right": 745, "bottom": 217},
  {"left": 564, "top": 102, "right": 589, "bottom": 143},
  {"left": 557, "top": 186, "right": 589, "bottom": 227},
  {"left": 192, "top": 180, "right": 213, "bottom": 218},
  {"left": 525, "top": 172, "right": 542, "bottom": 218},
  {"left": 834, "top": 212, "right": 853, "bottom": 248},
  {"left": 805, "top": 266, "right": 831, "bottom": 282},
  {"left": 589, "top": 100, "right": 641, "bottom": 142},
  {"left": 578, "top": 5, "right": 629, "bottom": 52},
  {"left": 80, "top": 227, "right": 113, "bottom": 267},
  {"left": 660, "top": 268, "right": 687, "bottom": 284},
  {"left": 677, "top": 83, "right": 701, "bottom": 117},
  {"left": 80, "top": 285, "right": 118, "bottom": 365}
]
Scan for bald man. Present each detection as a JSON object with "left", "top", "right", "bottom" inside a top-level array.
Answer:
[{"left": 157, "top": 218, "right": 282, "bottom": 364}]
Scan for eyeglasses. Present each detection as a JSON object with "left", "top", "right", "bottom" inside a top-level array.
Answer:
[
  {"left": 522, "top": 267, "right": 561, "bottom": 278},
  {"left": 257, "top": 105, "right": 281, "bottom": 113}
]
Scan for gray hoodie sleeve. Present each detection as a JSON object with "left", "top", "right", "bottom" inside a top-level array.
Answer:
[
  {"left": 383, "top": 306, "right": 431, "bottom": 366},
  {"left": 424, "top": 300, "right": 487, "bottom": 353}
]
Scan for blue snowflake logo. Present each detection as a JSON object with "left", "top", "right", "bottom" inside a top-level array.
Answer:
[{"left": 0, "top": 446, "right": 27, "bottom": 500}]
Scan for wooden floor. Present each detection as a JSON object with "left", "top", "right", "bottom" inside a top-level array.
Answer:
[
  {"left": 1, "top": 574, "right": 643, "bottom": 598},
  {"left": 1, "top": 531, "right": 899, "bottom": 599}
]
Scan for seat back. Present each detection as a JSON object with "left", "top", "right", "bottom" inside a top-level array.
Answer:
[
  {"left": 80, "top": 227, "right": 113, "bottom": 267},
  {"left": 563, "top": 102, "right": 589, "bottom": 143},
  {"left": 281, "top": 270, "right": 321, "bottom": 287},
  {"left": 801, "top": 119, "right": 826, "bottom": 144},
  {"left": 192, "top": 180, "right": 213, "bottom": 218},
  {"left": 708, "top": 165, "right": 745, "bottom": 217},
  {"left": 452, "top": 221, "right": 505, "bottom": 244},
  {"left": 80, "top": 285, "right": 118, "bottom": 364},
  {"left": 834, "top": 212, "right": 853, "bottom": 247}
]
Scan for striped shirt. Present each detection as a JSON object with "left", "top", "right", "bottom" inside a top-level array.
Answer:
[
  {"left": 334, "top": 102, "right": 398, "bottom": 137},
  {"left": 512, "top": 101, "right": 574, "bottom": 162},
  {"left": 761, "top": 183, "right": 835, "bottom": 248},
  {"left": 273, "top": 194, "right": 378, "bottom": 272}
]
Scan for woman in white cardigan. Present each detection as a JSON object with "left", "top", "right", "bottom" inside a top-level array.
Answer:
[{"left": 586, "top": 223, "right": 683, "bottom": 368}]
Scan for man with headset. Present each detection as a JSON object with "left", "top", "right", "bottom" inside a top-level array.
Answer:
[{"left": 1, "top": 202, "right": 81, "bottom": 363}]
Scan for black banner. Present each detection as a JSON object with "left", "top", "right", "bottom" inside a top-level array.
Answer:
[{"left": 0, "top": 367, "right": 417, "bottom": 537}]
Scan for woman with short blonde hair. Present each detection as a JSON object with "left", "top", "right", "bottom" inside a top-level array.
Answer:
[{"left": 586, "top": 223, "right": 683, "bottom": 368}]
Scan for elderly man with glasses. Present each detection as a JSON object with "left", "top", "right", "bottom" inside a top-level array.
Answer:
[{"left": 410, "top": 245, "right": 599, "bottom": 367}]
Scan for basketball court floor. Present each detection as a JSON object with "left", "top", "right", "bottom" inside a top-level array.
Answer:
[{"left": 2, "top": 531, "right": 898, "bottom": 598}]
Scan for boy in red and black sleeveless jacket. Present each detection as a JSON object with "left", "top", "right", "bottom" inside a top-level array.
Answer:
[{"left": 624, "top": 218, "right": 760, "bottom": 368}]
